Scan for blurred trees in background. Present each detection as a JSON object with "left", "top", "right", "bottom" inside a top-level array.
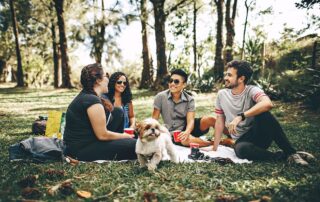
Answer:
[{"left": 0, "top": 0, "right": 319, "bottom": 109}]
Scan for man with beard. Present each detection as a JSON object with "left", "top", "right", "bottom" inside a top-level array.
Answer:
[{"left": 212, "top": 60, "right": 313, "bottom": 165}]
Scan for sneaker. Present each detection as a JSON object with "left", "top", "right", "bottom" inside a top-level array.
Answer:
[
  {"left": 287, "top": 153, "right": 309, "bottom": 166},
  {"left": 296, "top": 151, "right": 315, "bottom": 162}
]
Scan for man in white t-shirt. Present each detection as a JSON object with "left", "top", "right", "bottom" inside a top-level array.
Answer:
[{"left": 212, "top": 60, "right": 313, "bottom": 165}]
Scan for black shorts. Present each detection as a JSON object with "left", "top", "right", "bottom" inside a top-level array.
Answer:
[{"left": 190, "top": 117, "right": 209, "bottom": 137}]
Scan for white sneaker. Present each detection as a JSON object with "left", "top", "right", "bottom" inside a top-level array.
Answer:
[
  {"left": 297, "top": 151, "right": 315, "bottom": 161},
  {"left": 287, "top": 153, "right": 309, "bottom": 166}
]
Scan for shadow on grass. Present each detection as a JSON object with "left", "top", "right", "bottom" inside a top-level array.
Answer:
[{"left": 29, "top": 107, "right": 66, "bottom": 112}]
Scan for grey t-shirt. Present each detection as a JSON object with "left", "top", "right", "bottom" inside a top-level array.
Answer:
[
  {"left": 153, "top": 89, "right": 195, "bottom": 132},
  {"left": 215, "top": 85, "right": 268, "bottom": 139}
]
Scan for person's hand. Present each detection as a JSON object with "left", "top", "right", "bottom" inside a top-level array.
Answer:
[
  {"left": 123, "top": 132, "right": 134, "bottom": 138},
  {"left": 200, "top": 146, "right": 214, "bottom": 152},
  {"left": 178, "top": 131, "right": 190, "bottom": 142},
  {"left": 227, "top": 116, "right": 242, "bottom": 135}
]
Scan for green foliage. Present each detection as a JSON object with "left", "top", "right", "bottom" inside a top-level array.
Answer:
[{"left": 0, "top": 88, "right": 319, "bottom": 201}]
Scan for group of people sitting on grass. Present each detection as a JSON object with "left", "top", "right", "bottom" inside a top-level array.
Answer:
[{"left": 63, "top": 60, "right": 313, "bottom": 165}]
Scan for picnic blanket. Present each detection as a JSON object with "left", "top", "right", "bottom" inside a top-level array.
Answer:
[{"left": 92, "top": 145, "right": 251, "bottom": 164}]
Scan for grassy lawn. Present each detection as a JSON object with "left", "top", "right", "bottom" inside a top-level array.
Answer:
[{"left": 0, "top": 84, "right": 319, "bottom": 201}]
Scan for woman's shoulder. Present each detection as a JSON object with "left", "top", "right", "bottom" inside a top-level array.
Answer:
[{"left": 79, "top": 91, "right": 101, "bottom": 104}]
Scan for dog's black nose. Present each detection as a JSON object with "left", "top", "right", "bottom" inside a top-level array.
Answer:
[{"left": 151, "top": 128, "right": 155, "bottom": 133}]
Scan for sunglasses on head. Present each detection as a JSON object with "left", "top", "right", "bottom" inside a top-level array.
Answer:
[
  {"left": 169, "top": 78, "right": 181, "bottom": 85},
  {"left": 116, "top": 80, "right": 127, "bottom": 86}
]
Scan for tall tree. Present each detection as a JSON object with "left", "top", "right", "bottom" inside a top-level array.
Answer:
[
  {"left": 224, "top": 0, "right": 237, "bottom": 63},
  {"left": 139, "top": 0, "right": 153, "bottom": 89},
  {"left": 53, "top": 0, "right": 72, "bottom": 88},
  {"left": 241, "top": 0, "right": 254, "bottom": 60},
  {"left": 9, "top": 0, "right": 24, "bottom": 87},
  {"left": 51, "top": 16, "right": 60, "bottom": 88},
  {"left": 90, "top": 0, "right": 106, "bottom": 64},
  {"left": 213, "top": 0, "right": 224, "bottom": 81},
  {"left": 150, "top": 0, "right": 191, "bottom": 89},
  {"left": 150, "top": 0, "right": 167, "bottom": 89}
]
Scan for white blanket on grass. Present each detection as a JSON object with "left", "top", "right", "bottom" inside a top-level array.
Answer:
[
  {"left": 91, "top": 145, "right": 251, "bottom": 164},
  {"left": 172, "top": 145, "right": 251, "bottom": 164}
]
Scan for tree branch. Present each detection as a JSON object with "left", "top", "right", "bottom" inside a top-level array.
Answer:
[{"left": 165, "top": 0, "right": 192, "bottom": 16}]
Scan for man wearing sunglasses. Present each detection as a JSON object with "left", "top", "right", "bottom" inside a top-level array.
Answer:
[{"left": 152, "top": 69, "right": 217, "bottom": 147}]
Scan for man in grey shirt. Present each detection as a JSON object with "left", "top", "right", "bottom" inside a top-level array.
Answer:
[
  {"left": 152, "top": 69, "right": 223, "bottom": 147},
  {"left": 212, "top": 60, "right": 313, "bottom": 165}
]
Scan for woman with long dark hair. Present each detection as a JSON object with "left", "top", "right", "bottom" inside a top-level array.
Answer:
[
  {"left": 103, "top": 72, "right": 135, "bottom": 132},
  {"left": 63, "top": 64, "right": 137, "bottom": 161}
]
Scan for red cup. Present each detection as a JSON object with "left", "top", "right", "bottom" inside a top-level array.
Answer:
[
  {"left": 173, "top": 130, "right": 181, "bottom": 142},
  {"left": 189, "top": 143, "right": 200, "bottom": 149},
  {"left": 124, "top": 128, "right": 134, "bottom": 135}
]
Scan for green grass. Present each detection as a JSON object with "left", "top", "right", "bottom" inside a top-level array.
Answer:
[{"left": 0, "top": 84, "right": 319, "bottom": 201}]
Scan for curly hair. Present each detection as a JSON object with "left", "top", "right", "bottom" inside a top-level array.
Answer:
[
  {"left": 226, "top": 60, "right": 253, "bottom": 84},
  {"left": 107, "top": 72, "right": 132, "bottom": 106},
  {"left": 80, "top": 63, "right": 104, "bottom": 95}
]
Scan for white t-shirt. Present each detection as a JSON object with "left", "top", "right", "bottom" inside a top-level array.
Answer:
[{"left": 215, "top": 85, "right": 268, "bottom": 139}]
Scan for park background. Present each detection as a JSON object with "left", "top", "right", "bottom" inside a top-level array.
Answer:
[{"left": 0, "top": 0, "right": 320, "bottom": 201}]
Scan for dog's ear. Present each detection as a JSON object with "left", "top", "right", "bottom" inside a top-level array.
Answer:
[{"left": 135, "top": 121, "right": 144, "bottom": 136}]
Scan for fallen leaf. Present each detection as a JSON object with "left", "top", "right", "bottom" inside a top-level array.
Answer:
[
  {"left": 21, "top": 187, "right": 41, "bottom": 199},
  {"left": 77, "top": 190, "right": 92, "bottom": 198},
  {"left": 215, "top": 194, "right": 238, "bottom": 202},
  {"left": 47, "top": 179, "right": 72, "bottom": 196},
  {"left": 66, "top": 156, "right": 79, "bottom": 166},
  {"left": 59, "top": 181, "right": 74, "bottom": 195},
  {"left": 44, "top": 169, "right": 65, "bottom": 180},
  {"left": 261, "top": 195, "right": 271, "bottom": 202},
  {"left": 143, "top": 192, "right": 157, "bottom": 202}
]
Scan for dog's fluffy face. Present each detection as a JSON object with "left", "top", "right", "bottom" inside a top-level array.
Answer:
[{"left": 136, "top": 118, "right": 162, "bottom": 143}]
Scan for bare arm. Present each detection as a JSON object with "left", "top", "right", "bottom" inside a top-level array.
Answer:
[
  {"left": 213, "top": 115, "right": 225, "bottom": 151},
  {"left": 128, "top": 102, "right": 136, "bottom": 128},
  {"left": 152, "top": 108, "right": 161, "bottom": 120},
  {"left": 244, "top": 96, "right": 273, "bottom": 118},
  {"left": 179, "top": 111, "right": 195, "bottom": 141},
  {"left": 87, "top": 104, "right": 133, "bottom": 140}
]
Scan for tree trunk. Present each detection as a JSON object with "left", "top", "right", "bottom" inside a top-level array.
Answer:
[
  {"left": 150, "top": 0, "right": 168, "bottom": 89},
  {"left": 193, "top": 0, "right": 197, "bottom": 73},
  {"left": 213, "top": 0, "right": 224, "bottom": 81},
  {"left": 51, "top": 18, "right": 61, "bottom": 88},
  {"left": 225, "top": 0, "right": 237, "bottom": 63},
  {"left": 139, "top": 0, "right": 152, "bottom": 89},
  {"left": 9, "top": 0, "right": 24, "bottom": 87},
  {"left": 93, "top": 0, "right": 105, "bottom": 64},
  {"left": 241, "top": 0, "right": 252, "bottom": 60},
  {"left": 54, "top": 0, "right": 72, "bottom": 88}
]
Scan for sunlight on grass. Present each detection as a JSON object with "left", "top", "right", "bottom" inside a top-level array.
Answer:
[{"left": 0, "top": 87, "right": 319, "bottom": 201}]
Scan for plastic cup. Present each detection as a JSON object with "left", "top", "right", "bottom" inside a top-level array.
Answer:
[
  {"left": 173, "top": 130, "right": 181, "bottom": 142},
  {"left": 124, "top": 128, "right": 134, "bottom": 135},
  {"left": 189, "top": 143, "right": 200, "bottom": 149}
]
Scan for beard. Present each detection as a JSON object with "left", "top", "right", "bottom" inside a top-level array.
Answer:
[{"left": 225, "top": 80, "right": 239, "bottom": 89}]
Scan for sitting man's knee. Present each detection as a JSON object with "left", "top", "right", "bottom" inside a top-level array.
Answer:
[
  {"left": 201, "top": 116, "right": 216, "bottom": 126},
  {"left": 234, "top": 142, "right": 251, "bottom": 159}
]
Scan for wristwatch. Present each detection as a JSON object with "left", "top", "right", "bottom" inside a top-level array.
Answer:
[{"left": 237, "top": 112, "right": 246, "bottom": 121}]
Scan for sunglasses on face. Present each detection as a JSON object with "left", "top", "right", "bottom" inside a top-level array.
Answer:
[
  {"left": 169, "top": 78, "right": 181, "bottom": 85},
  {"left": 116, "top": 80, "right": 127, "bottom": 86}
]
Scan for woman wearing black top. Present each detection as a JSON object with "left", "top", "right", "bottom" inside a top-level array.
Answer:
[{"left": 63, "top": 63, "right": 137, "bottom": 161}]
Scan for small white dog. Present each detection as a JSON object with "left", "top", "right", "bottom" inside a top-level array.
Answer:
[{"left": 135, "top": 118, "right": 178, "bottom": 171}]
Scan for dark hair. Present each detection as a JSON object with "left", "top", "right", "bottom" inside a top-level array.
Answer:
[
  {"left": 170, "top": 69, "right": 188, "bottom": 83},
  {"left": 80, "top": 63, "right": 104, "bottom": 95},
  {"left": 107, "top": 72, "right": 132, "bottom": 106},
  {"left": 226, "top": 60, "right": 253, "bottom": 84}
]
